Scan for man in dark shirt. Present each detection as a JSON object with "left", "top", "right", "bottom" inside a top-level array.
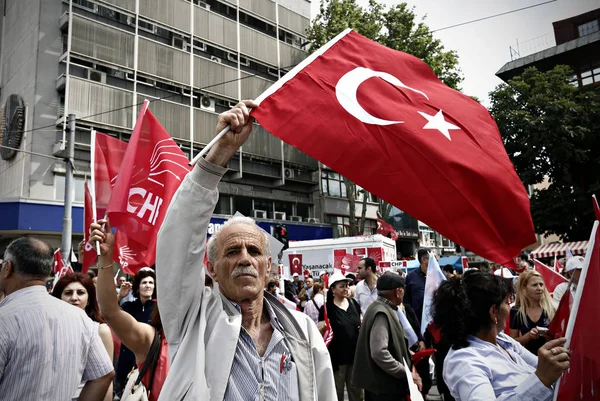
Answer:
[{"left": 404, "top": 249, "right": 429, "bottom": 325}]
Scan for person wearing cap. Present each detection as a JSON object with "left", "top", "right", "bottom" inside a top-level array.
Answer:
[
  {"left": 352, "top": 272, "right": 421, "bottom": 401},
  {"left": 319, "top": 270, "right": 363, "bottom": 401},
  {"left": 292, "top": 272, "right": 301, "bottom": 293},
  {"left": 552, "top": 255, "right": 584, "bottom": 306}
]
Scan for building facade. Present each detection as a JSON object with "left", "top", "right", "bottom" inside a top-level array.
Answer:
[
  {"left": 0, "top": 0, "right": 342, "bottom": 251},
  {"left": 497, "top": 8, "right": 600, "bottom": 86}
]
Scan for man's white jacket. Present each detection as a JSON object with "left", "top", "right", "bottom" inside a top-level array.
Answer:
[{"left": 156, "top": 157, "right": 336, "bottom": 401}]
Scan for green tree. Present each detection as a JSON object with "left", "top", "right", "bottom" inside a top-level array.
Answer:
[
  {"left": 307, "top": 0, "right": 462, "bottom": 89},
  {"left": 489, "top": 65, "right": 600, "bottom": 241},
  {"left": 307, "top": 0, "right": 463, "bottom": 236}
]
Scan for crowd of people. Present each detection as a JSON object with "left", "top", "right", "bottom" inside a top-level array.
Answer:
[{"left": 0, "top": 101, "right": 574, "bottom": 401}]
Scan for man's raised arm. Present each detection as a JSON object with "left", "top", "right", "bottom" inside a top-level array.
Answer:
[{"left": 156, "top": 100, "right": 257, "bottom": 357}]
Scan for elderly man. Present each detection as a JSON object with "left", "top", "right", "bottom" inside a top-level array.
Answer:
[
  {"left": 352, "top": 272, "right": 421, "bottom": 401},
  {"left": 0, "top": 237, "right": 114, "bottom": 401},
  {"left": 156, "top": 100, "right": 336, "bottom": 400}
]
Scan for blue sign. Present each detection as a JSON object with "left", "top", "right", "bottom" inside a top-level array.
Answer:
[{"left": 0, "top": 202, "right": 333, "bottom": 242}]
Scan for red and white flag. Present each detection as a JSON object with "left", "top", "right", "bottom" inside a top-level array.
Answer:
[
  {"left": 53, "top": 249, "right": 73, "bottom": 279},
  {"left": 288, "top": 254, "right": 303, "bottom": 277},
  {"left": 554, "top": 255, "right": 564, "bottom": 273},
  {"left": 533, "top": 259, "right": 567, "bottom": 294},
  {"left": 377, "top": 218, "right": 399, "bottom": 241},
  {"left": 81, "top": 182, "right": 97, "bottom": 274},
  {"left": 593, "top": 194, "right": 600, "bottom": 221},
  {"left": 252, "top": 29, "right": 535, "bottom": 268},
  {"left": 322, "top": 302, "right": 334, "bottom": 347},
  {"left": 106, "top": 101, "right": 191, "bottom": 274},
  {"left": 552, "top": 221, "right": 600, "bottom": 401},
  {"left": 93, "top": 132, "right": 128, "bottom": 218}
]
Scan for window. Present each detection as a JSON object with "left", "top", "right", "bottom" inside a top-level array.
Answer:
[
  {"left": 328, "top": 216, "right": 377, "bottom": 237},
  {"left": 54, "top": 175, "right": 86, "bottom": 203},
  {"left": 215, "top": 195, "right": 231, "bottom": 215},
  {"left": 321, "top": 171, "right": 346, "bottom": 198},
  {"left": 233, "top": 196, "right": 253, "bottom": 216},
  {"left": 253, "top": 199, "right": 272, "bottom": 212},
  {"left": 578, "top": 20, "right": 599, "bottom": 37},
  {"left": 580, "top": 64, "right": 600, "bottom": 86},
  {"left": 296, "top": 203, "right": 310, "bottom": 219},
  {"left": 73, "top": 0, "right": 98, "bottom": 12}
]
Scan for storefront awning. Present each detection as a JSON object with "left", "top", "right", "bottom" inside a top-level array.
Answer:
[{"left": 530, "top": 241, "right": 588, "bottom": 259}]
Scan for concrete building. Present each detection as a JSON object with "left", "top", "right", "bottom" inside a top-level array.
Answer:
[
  {"left": 0, "top": 0, "right": 390, "bottom": 252},
  {"left": 497, "top": 8, "right": 600, "bottom": 86}
]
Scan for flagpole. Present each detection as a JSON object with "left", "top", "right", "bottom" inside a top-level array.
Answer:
[
  {"left": 90, "top": 129, "right": 101, "bottom": 255},
  {"left": 552, "top": 220, "right": 598, "bottom": 401}
]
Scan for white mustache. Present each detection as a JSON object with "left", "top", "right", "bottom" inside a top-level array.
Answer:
[{"left": 231, "top": 265, "right": 258, "bottom": 279}]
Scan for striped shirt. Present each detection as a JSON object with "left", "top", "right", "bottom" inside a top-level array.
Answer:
[
  {"left": 225, "top": 300, "right": 300, "bottom": 401},
  {"left": 0, "top": 286, "right": 114, "bottom": 401}
]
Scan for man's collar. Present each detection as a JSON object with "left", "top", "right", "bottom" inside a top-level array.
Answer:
[
  {"left": 229, "top": 292, "right": 284, "bottom": 332},
  {"left": 378, "top": 296, "right": 398, "bottom": 310}
]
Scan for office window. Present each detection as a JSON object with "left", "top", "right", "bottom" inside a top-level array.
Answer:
[
  {"left": 296, "top": 203, "right": 310, "bottom": 219},
  {"left": 580, "top": 64, "right": 600, "bottom": 86},
  {"left": 273, "top": 201, "right": 293, "bottom": 217},
  {"left": 253, "top": 199, "right": 272, "bottom": 213},
  {"left": 578, "top": 20, "right": 599, "bottom": 37},
  {"left": 54, "top": 175, "right": 86, "bottom": 203},
  {"left": 233, "top": 196, "right": 253, "bottom": 216},
  {"left": 322, "top": 171, "right": 346, "bottom": 198},
  {"left": 328, "top": 216, "right": 376, "bottom": 236},
  {"left": 215, "top": 195, "right": 231, "bottom": 215}
]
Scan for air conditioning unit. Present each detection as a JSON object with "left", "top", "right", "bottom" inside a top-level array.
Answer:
[
  {"left": 87, "top": 69, "right": 106, "bottom": 84},
  {"left": 271, "top": 211, "right": 286, "bottom": 220},
  {"left": 305, "top": 217, "right": 320, "bottom": 223},
  {"left": 290, "top": 216, "right": 303, "bottom": 222},
  {"left": 252, "top": 210, "right": 267, "bottom": 219},
  {"left": 200, "top": 96, "right": 215, "bottom": 112},
  {"left": 210, "top": 56, "right": 222, "bottom": 63},
  {"left": 284, "top": 168, "right": 295, "bottom": 179},
  {"left": 172, "top": 36, "right": 186, "bottom": 50}
]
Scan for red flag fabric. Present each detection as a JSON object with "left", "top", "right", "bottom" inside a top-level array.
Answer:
[
  {"left": 94, "top": 133, "right": 128, "bottom": 217},
  {"left": 53, "top": 248, "right": 65, "bottom": 274},
  {"left": 377, "top": 218, "right": 399, "bottom": 241},
  {"left": 593, "top": 195, "right": 600, "bottom": 221},
  {"left": 333, "top": 249, "right": 347, "bottom": 271},
  {"left": 367, "top": 247, "right": 383, "bottom": 264},
  {"left": 107, "top": 102, "right": 191, "bottom": 274},
  {"left": 412, "top": 348, "right": 436, "bottom": 365},
  {"left": 533, "top": 259, "right": 567, "bottom": 294},
  {"left": 554, "top": 256, "right": 564, "bottom": 273},
  {"left": 353, "top": 247, "right": 367, "bottom": 256},
  {"left": 288, "top": 254, "right": 303, "bottom": 276},
  {"left": 252, "top": 29, "right": 535, "bottom": 268},
  {"left": 322, "top": 303, "right": 334, "bottom": 347},
  {"left": 548, "top": 287, "right": 572, "bottom": 339},
  {"left": 82, "top": 182, "right": 97, "bottom": 274},
  {"left": 554, "top": 222, "right": 600, "bottom": 401}
]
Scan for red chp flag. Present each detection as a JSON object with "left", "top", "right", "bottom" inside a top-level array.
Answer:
[
  {"left": 82, "top": 182, "right": 97, "bottom": 274},
  {"left": 533, "top": 259, "right": 567, "bottom": 294},
  {"left": 377, "top": 218, "right": 398, "bottom": 241},
  {"left": 107, "top": 102, "right": 191, "bottom": 273},
  {"left": 553, "top": 222, "right": 600, "bottom": 401},
  {"left": 53, "top": 248, "right": 66, "bottom": 274},
  {"left": 94, "top": 132, "right": 128, "bottom": 217},
  {"left": 288, "top": 254, "right": 303, "bottom": 276},
  {"left": 252, "top": 29, "right": 535, "bottom": 268}
]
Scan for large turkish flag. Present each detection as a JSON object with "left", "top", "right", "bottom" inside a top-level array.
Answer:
[{"left": 252, "top": 29, "right": 535, "bottom": 267}]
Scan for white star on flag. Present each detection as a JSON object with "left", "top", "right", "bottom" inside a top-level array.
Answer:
[{"left": 418, "top": 110, "right": 459, "bottom": 141}]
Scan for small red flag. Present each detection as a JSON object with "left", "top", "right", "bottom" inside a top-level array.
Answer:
[
  {"left": 288, "top": 254, "right": 303, "bottom": 276},
  {"left": 322, "top": 303, "right": 334, "bottom": 347},
  {"left": 53, "top": 248, "right": 65, "bottom": 274},
  {"left": 377, "top": 218, "right": 399, "bottom": 241},
  {"left": 93, "top": 132, "right": 128, "bottom": 218},
  {"left": 548, "top": 287, "right": 572, "bottom": 339},
  {"left": 107, "top": 102, "right": 190, "bottom": 274},
  {"left": 252, "top": 29, "right": 535, "bottom": 268},
  {"left": 533, "top": 259, "right": 567, "bottom": 294},
  {"left": 593, "top": 195, "right": 600, "bottom": 221},
  {"left": 82, "top": 182, "right": 97, "bottom": 274},
  {"left": 553, "top": 222, "right": 600, "bottom": 401}
]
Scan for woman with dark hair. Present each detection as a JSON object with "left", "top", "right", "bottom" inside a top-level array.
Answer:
[
  {"left": 89, "top": 220, "right": 169, "bottom": 401},
  {"left": 433, "top": 271, "right": 570, "bottom": 401},
  {"left": 319, "top": 271, "right": 362, "bottom": 401},
  {"left": 52, "top": 273, "right": 114, "bottom": 401}
]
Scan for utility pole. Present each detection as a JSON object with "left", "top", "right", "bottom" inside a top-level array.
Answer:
[{"left": 61, "top": 114, "right": 76, "bottom": 263}]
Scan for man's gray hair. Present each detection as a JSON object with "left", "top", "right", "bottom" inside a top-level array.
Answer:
[
  {"left": 206, "top": 216, "right": 271, "bottom": 263},
  {"left": 377, "top": 289, "right": 394, "bottom": 298},
  {"left": 4, "top": 237, "right": 53, "bottom": 278}
]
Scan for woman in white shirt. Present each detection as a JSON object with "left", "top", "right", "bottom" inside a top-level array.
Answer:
[{"left": 432, "top": 270, "right": 570, "bottom": 401}]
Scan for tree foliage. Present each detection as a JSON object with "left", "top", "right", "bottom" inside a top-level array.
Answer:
[
  {"left": 489, "top": 65, "right": 600, "bottom": 241},
  {"left": 306, "top": 0, "right": 463, "bottom": 89}
]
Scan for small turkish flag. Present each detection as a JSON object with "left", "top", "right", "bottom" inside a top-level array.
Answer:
[
  {"left": 252, "top": 29, "right": 535, "bottom": 268},
  {"left": 107, "top": 101, "right": 191, "bottom": 273},
  {"left": 533, "top": 259, "right": 567, "bottom": 294},
  {"left": 377, "top": 218, "right": 398, "bottom": 241},
  {"left": 53, "top": 249, "right": 65, "bottom": 274},
  {"left": 288, "top": 254, "right": 302, "bottom": 276},
  {"left": 593, "top": 195, "right": 600, "bottom": 221}
]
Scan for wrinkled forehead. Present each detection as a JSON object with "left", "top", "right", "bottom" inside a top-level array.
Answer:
[{"left": 218, "top": 224, "right": 266, "bottom": 249}]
